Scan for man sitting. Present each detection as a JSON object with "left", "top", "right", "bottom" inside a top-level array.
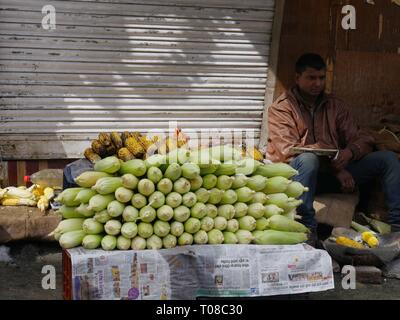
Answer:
[{"left": 266, "top": 53, "right": 400, "bottom": 244}]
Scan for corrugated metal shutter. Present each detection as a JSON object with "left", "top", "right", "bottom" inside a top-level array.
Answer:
[{"left": 0, "top": 0, "right": 275, "bottom": 159}]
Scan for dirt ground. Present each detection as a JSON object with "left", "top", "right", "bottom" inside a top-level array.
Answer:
[{"left": 0, "top": 241, "right": 399, "bottom": 300}]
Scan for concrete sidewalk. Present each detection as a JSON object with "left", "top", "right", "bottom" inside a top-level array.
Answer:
[{"left": 0, "top": 242, "right": 399, "bottom": 300}]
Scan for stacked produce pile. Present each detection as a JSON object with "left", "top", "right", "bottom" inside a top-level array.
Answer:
[
  {"left": 84, "top": 130, "right": 188, "bottom": 163},
  {"left": 53, "top": 146, "right": 310, "bottom": 251},
  {"left": 0, "top": 185, "right": 55, "bottom": 212},
  {"left": 84, "top": 130, "right": 265, "bottom": 163}
]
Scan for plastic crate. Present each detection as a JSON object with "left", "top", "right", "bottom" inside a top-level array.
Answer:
[{"left": 62, "top": 249, "right": 72, "bottom": 300}]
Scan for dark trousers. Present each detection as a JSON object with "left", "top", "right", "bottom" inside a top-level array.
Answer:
[{"left": 290, "top": 151, "right": 400, "bottom": 232}]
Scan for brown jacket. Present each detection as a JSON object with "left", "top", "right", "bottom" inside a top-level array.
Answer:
[{"left": 266, "top": 87, "right": 375, "bottom": 163}]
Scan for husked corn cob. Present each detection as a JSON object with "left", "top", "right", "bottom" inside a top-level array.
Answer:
[
  {"left": 335, "top": 236, "right": 365, "bottom": 249},
  {"left": 139, "top": 135, "right": 159, "bottom": 152},
  {"left": 31, "top": 185, "right": 45, "bottom": 198},
  {"left": 84, "top": 148, "right": 102, "bottom": 163},
  {"left": 121, "top": 132, "right": 133, "bottom": 146},
  {"left": 245, "top": 147, "right": 264, "bottom": 161},
  {"left": 362, "top": 231, "right": 379, "bottom": 248},
  {"left": 91, "top": 140, "right": 107, "bottom": 158},
  {"left": 110, "top": 132, "right": 123, "bottom": 149},
  {"left": 98, "top": 132, "right": 113, "bottom": 147},
  {"left": 37, "top": 196, "right": 49, "bottom": 212},
  {"left": 1, "top": 198, "right": 37, "bottom": 207},
  {"left": 132, "top": 132, "right": 142, "bottom": 139},
  {"left": 125, "top": 136, "right": 146, "bottom": 157},
  {"left": 118, "top": 148, "right": 135, "bottom": 161}
]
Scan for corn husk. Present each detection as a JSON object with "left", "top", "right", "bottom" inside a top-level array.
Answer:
[
  {"left": 246, "top": 175, "right": 268, "bottom": 192},
  {"left": 164, "top": 163, "right": 182, "bottom": 181},
  {"left": 87, "top": 194, "right": 115, "bottom": 212},
  {"left": 231, "top": 174, "right": 250, "bottom": 189},
  {"left": 119, "top": 159, "right": 147, "bottom": 177},
  {"left": 59, "top": 230, "right": 86, "bottom": 249},
  {"left": 360, "top": 213, "right": 391, "bottom": 234},
  {"left": 214, "top": 162, "right": 237, "bottom": 176},
  {"left": 93, "top": 156, "right": 121, "bottom": 174},
  {"left": 55, "top": 188, "right": 84, "bottom": 206},
  {"left": 74, "top": 171, "right": 111, "bottom": 188},
  {"left": 82, "top": 218, "right": 104, "bottom": 235},
  {"left": 52, "top": 218, "right": 84, "bottom": 235},
  {"left": 264, "top": 204, "right": 285, "bottom": 218},
  {"left": 92, "top": 177, "right": 123, "bottom": 195},
  {"left": 74, "top": 188, "right": 97, "bottom": 204},
  {"left": 255, "top": 163, "right": 299, "bottom": 179},
  {"left": 253, "top": 230, "right": 307, "bottom": 245},
  {"left": 57, "top": 205, "right": 84, "bottom": 219},
  {"left": 82, "top": 235, "right": 102, "bottom": 249},
  {"left": 264, "top": 193, "right": 295, "bottom": 208},
  {"left": 285, "top": 181, "right": 309, "bottom": 198},
  {"left": 263, "top": 176, "right": 291, "bottom": 194},
  {"left": 235, "top": 158, "right": 262, "bottom": 176},
  {"left": 235, "top": 187, "right": 256, "bottom": 203},
  {"left": 266, "top": 215, "right": 309, "bottom": 233},
  {"left": 76, "top": 203, "right": 95, "bottom": 217}
]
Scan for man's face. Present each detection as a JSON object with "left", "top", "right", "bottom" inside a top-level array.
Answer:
[{"left": 295, "top": 67, "right": 326, "bottom": 97}]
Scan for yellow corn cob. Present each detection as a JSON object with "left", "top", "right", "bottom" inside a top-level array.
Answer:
[
  {"left": 37, "top": 196, "right": 49, "bottom": 212},
  {"left": 4, "top": 187, "right": 34, "bottom": 199},
  {"left": 125, "top": 137, "right": 146, "bottom": 157},
  {"left": 335, "top": 236, "right": 365, "bottom": 249},
  {"left": 110, "top": 132, "right": 123, "bottom": 149},
  {"left": 1, "top": 198, "right": 37, "bottom": 207},
  {"left": 91, "top": 140, "right": 107, "bottom": 158},
  {"left": 361, "top": 231, "right": 375, "bottom": 242},
  {"left": 362, "top": 232, "right": 379, "bottom": 248},
  {"left": 176, "top": 130, "right": 189, "bottom": 148},
  {"left": 139, "top": 135, "right": 159, "bottom": 152},
  {"left": 121, "top": 132, "right": 133, "bottom": 146},
  {"left": 117, "top": 148, "right": 135, "bottom": 161},
  {"left": 247, "top": 147, "right": 264, "bottom": 161},
  {"left": 98, "top": 132, "right": 112, "bottom": 147},
  {"left": 131, "top": 132, "right": 142, "bottom": 139},
  {"left": 84, "top": 148, "right": 102, "bottom": 164},
  {"left": 367, "top": 237, "right": 379, "bottom": 248},
  {"left": 44, "top": 187, "right": 55, "bottom": 200},
  {"left": 31, "top": 185, "right": 45, "bottom": 198}
]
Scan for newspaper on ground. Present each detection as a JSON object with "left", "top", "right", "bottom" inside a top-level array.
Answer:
[{"left": 67, "top": 244, "right": 334, "bottom": 300}]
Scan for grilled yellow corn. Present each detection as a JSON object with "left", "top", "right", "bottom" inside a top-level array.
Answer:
[
  {"left": 118, "top": 148, "right": 135, "bottom": 161},
  {"left": 110, "top": 132, "right": 123, "bottom": 149},
  {"left": 91, "top": 140, "right": 107, "bottom": 157},
  {"left": 84, "top": 148, "right": 102, "bottom": 163},
  {"left": 98, "top": 132, "right": 112, "bottom": 146},
  {"left": 125, "top": 137, "right": 146, "bottom": 158}
]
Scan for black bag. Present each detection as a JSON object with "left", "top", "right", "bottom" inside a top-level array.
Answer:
[{"left": 63, "top": 159, "right": 94, "bottom": 189}]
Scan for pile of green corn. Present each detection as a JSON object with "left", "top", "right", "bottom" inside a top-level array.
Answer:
[{"left": 52, "top": 146, "right": 310, "bottom": 251}]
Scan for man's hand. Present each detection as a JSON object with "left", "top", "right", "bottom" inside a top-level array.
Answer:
[
  {"left": 335, "top": 169, "right": 355, "bottom": 193},
  {"left": 332, "top": 149, "right": 353, "bottom": 171}
]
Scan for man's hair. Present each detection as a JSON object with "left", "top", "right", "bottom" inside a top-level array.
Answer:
[{"left": 295, "top": 53, "right": 326, "bottom": 74}]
